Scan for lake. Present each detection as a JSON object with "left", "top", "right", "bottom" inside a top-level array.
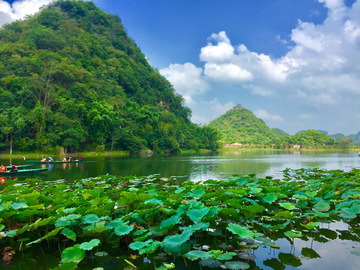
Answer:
[
  {"left": 1, "top": 150, "right": 359, "bottom": 183},
  {"left": 1, "top": 150, "right": 360, "bottom": 270}
]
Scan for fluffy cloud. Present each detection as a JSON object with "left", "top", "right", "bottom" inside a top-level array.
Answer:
[
  {"left": 0, "top": 0, "right": 55, "bottom": 27},
  {"left": 159, "top": 62, "right": 209, "bottom": 104},
  {"left": 191, "top": 98, "right": 234, "bottom": 124},
  {"left": 254, "top": 109, "right": 284, "bottom": 122}
]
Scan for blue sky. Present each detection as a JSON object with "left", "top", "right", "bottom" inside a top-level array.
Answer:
[{"left": 1, "top": 0, "right": 360, "bottom": 135}]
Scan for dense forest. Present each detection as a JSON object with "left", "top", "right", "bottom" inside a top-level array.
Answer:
[{"left": 0, "top": 0, "right": 220, "bottom": 154}]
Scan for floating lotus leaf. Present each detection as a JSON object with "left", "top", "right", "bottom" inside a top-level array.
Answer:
[
  {"left": 224, "top": 261, "right": 250, "bottom": 270},
  {"left": 238, "top": 252, "right": 256, "bottom": 260},
  {"left": 129, "top": 239, "right": 153, "bottom": 250},
  {"left": 318, "top": 228, "right": 337, "bottom": 240},
  {"left": 62, "top": 228, "right": 76, "bottom": 241},
  {"left": 314, "top": 202, "right": 330, "bottom": 212},
  {"left": 187, "top": 207, "right": 210, "bottom": 223},
  {"left": 284, "top": 231, "right": 302, "bottom": 238},
  {"left": 216, "top": 253, "right": 233, "bottom": 260},
  {"left": 61, "top": 244, "right": 85, "bottom": 263},
  {"left": 51, "top": 262, "right": 78, "bottom": 270},
  {"left": 163, "top": 230, "right": 192, "bottom": 255},
  {"left": 139, "top": 241, "right": 161, "bottom": 255},
  {"left": 114, "top": 223, "right": 134, "bottom": 236},
  {"left": 185, "top": 250, "right": 213, "bottom": 261},
  {"left": 144, "top": 198, "right": 163, "bottom": 205},
  {"left": 180, "top": 222, "right": 210, "bottom": 234},
  {"left": 262, "top": 194, "right": 278, "bottom": 204},
  {"left": 82, "top": 214, "right": 100, "bottom": 224},
  {"left": 279, "top": 202, "right": 296, "bottom": 210},
  {"left": 160, "top": 214, "right": 181, "bottom": 229},
  {"left": 79, "top": 239, "right": 100, "bottom": 251},
  {"left": 94, "top": 251, "right": 108, "bottom": 257},
  {"left": 301, "top": 247, "right": 321, "bottom": 259},
  {"left": 200, "top": 259, "right": 222, "bottom": 268},
  {"left": 227, "top": 223, "right": 254, "bottom": 239},
  {"left": 278, "top": 252, "right": 302, "bottom": 267},
  {"left": 301, "top": 222, "right": 321, "bottom": 230},
  {"left": 263, "top": 258, "right": 284, "bottom": 270}
]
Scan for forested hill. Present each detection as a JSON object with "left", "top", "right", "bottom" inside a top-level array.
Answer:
[
  {"left": 0, "top": 0, "right": 219, "bottom": 154},
  {"left": 208, "top": 106, "right": 280, "bottom": 145}
]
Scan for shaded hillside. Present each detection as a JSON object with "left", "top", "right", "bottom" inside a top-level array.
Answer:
[
  {"left": 271, "top": 128, "right": 289, "bottom": 137},
  {"left": 0, "top": 0, "right": 219, "bottom": 153},
  {"left": 275, "top": 129, "right": 335, "bottom": 148},
  {"left": 208, "top": 106, "right": 280, "bottom": 145}
]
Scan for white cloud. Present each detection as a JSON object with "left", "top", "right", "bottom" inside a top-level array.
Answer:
[
  {"left": 159, "top": 62, "right": 209, "bottom": 104},
  {"left": 246, "top": 84, "right": 274, "bottom": 97},
  {"left": 191, "top": 98, "right": 234, "bottom": 124},
  {"left": 0, "top": 0, "right": 55, "bottom": 26},
  {"left": 203, "top": 63, "right": 253, "bottom": 82},
  {"left": 254, "top": 109, "right": 284, "bottom": 122}
]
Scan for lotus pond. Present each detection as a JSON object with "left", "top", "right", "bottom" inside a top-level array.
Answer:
[{"left": 1, "top": 168, "right": 360, "bottom": 269}]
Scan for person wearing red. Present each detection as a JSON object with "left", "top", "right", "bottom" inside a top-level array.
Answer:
[
  {"left": 0, "top": 164, "right": 6, "bottom": 173},
  {"left": 9, "top": 163, "right": 17, "bottom": 172}
]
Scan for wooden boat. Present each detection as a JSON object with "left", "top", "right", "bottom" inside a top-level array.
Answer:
[
  {"left": 23, "top": 157, "right": 83, "bottom": 164},
  {"left": 5, "top": 164, "right": 34, "bottom": 170},
  {"left": 0, "top": 168, "right": 48, "bottom": 175}
]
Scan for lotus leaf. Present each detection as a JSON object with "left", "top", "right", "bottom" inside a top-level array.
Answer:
[
  {"left": 187, "top": 207, "right": 210, "bottom": 223},
  {"left": 185, "top": 250, "right": 213, "bottom": 261},
  {"left": 262, "top": 194, "right": 278, "bottom": 204},
  {"left": 200, "top": 259, "right": 222, "bottom": 268},
  {"left": 180, "top": 222, "right": 210, "bottom": 233},
  {"left": 284, "top": 231, "right": 302, "bottom": 238},
  {"left": 27, "top": 227, "right": 62, "bottom": 246},
  {"left": 114, "top": 223, "right": 134, "bottom": 236},
  {"left": 139, "top": 241, "right": 161, "bottom": 255},
  {"left": 301, "top": 247, "right": 321, "bottom": 259},
  {"left": 279, "top": 202, "right": 296, "bottom": 210},
  {"left": 163, "top": 230, "right": 192, "bottom": 255},
  {"left": 62, "top": 228, "right": 76, "bottom": 241},
  {"left": 144, "top": 198, "right": 163, "bottom": 205},
  {"left": 134, "top": 231, "right": 152, "bottom": 241},
  {"left": 301, "top": 222, "right": 321, "bottom": 230},
  {"left": 305, "top": 191, "right": 317, "bottom": 198},
  {"left": 163, "top": 263, "right": 175, "bottom": 269},
  {"left": 216, "top": 253, "right": 233, "bottom": 260},
  {"left": 94, "top": 251, "right": 108, "bottom": 257},
  {"left": 10, "top": 202, "right": 28, "bottom": 209},
  {"left": 133, "top": 229, "right": 147, "bottom": 236},
  {"left": 314, "top": 201, "right": 330, "bottom": 212},
  {"left": 50, "top": 262, "right": 78, "bottom": 270},
  {"left": 238, "top": 252, "right": 256, "bottom": 260},
  {"left": 79, "top": 239, "right": 101, "bottom": 251},
  {"left": 236, "top": 178, "right": 248, "bottom": 186},
  {"left": 263, "top": 258, "right": 284, "bottom": 270},
  {"left": 160, "top": 214, "right": 182, "bottom": 229},
  {"left": 344, "top": 204, "right": 360, "bottom": 215},
  {"left": 224, "top": 261, "right": 250, "bottom": 270},
  {"left": 61, "top": 244, "right": 85, "bottom": 263},
  {"left": 318, "top": 228, "right": 337, "bottom": 240},
  {"left": 227, "top": 223, "right": 254, "bottom": 239},
  {"left": 129, "top": 239, "right": 153, "bottom": 250}
]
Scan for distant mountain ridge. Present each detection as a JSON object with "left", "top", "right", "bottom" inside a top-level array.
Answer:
[{"left": 296, "top": 130, "right": 360, "bottom": 142}]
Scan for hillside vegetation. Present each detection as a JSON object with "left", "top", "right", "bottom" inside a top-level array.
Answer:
[
  {"left": 0, "top": 0, "right": 219, "bottom": 154},
  {"left": 208, "top": 107, "right": 280, "bottom": 145}
]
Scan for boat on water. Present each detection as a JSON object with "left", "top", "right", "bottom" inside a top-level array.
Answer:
[
  {"left": 5, "top": 164, "right": 34, "bottom": 170},
  {"left": 0, "top": 168, "right": 48, "bottom": 175},
  {"left": 23, "top": 157, "right": 83, "bottom": 164}
]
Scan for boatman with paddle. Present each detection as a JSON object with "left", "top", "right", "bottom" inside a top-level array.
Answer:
[{"left": 9, "top": 163, "right": 18, "bottom": 172}]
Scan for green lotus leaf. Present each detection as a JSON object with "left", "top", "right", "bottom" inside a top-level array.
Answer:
[
  {"left": 133, "top": 229, "right": 147, "bottom": 236},
  {"left": 305, "top": 191, "right": 317, "bottom": 198},
  {"left": 262, "top": 194, "right": 278, "bottom": 204},
  {"left": 279, "top": 202, "right": 296, "bottom": 210},
  {"left": 82, "top": 214, "right": 100, "bottom": 224},
  {"left": 185, "top": 250, "right": 213, "bottom": 261},
  {"left": 144, "top": 198, "right": 163, "bottom": 205},
  {"left": 94, "top": 251, "right": 108, "bottom": 257},
  {"left": 224, "top": 261, "right": 250, "bottom": 270},
  {"left": 114, "top": 223, "right": 134, "bottom": 236},
  {"left": 61, "top": 244, "right": 85, "bottom": 263},
  {"left": 134, "top": 231, "right": 152, "bottom": 241},
  {"left": 129, "top": 239, "right": 153, "bottom": 250},
  {"left": 314, "top": 201, "right": 330, "bottom": 212},
  {"left": 249, "top": 187, "right": 262, "bottom": 194},
  {"left": 301, "top": 247, "right": 321, "bottom": 259},
  {"left": 318, "top": 228, "right": 337, "bottom": 240},
  {"left": 180, "top": 222, "right": 210, "bottom": 234},
  {"left": 163, "top": 263, "right": 175, "bottom": 269},
  {"left": 275, "top": 211, "right": 298, "bottom": 219},
  {"left": 192, "top": 188, "right": 206, "bottom": 198},
  {"left": 284, "top": 231, "right": 302, "bottom": 238},
  {"left": 10, "top": 202, "right": 28, "bottom": 209},
  {"left": 296, "top": 200, "right": 308, "bottom": 208},
  {"left": 79, "top": 239, "right": 101, "bottom": 251},
  {"left": 344, "top": 204, "right": 360, "bottom": 215},
  {"left": 339, "top": 212, "right": 357, "bottom": 219},
  {"left": 216, "top": 253, "right": 233, "bottom": 260},
  {"left": 200, "top": 259, "right": 222, "bottom": 268},
  {"left": 278, "top": 252, "right": 302, "bottom": 267},
  {"left": 187, "top": 207, "right": 210, "bottom": 223},
  {"left": 50, "top": 262, "right": 78, "bottom": 270},
  {"left": 62, "top": 228, "right": 76, "bottom": 241},
  {"left": 175, "top": 187, "right": 185, "bottom": 194},
  {"left": 160, "top": 214, "right": 182, "bottom": 229},
  {"left": 227, "top": 223, "right": 254, "bottom": 239},
  {"left": 300, "top": 222, "right": 321, "bottom": 230},
  {"left": 263, "top": 258, "right": 284, "bottom": 270},
  {"left": 139, "top": 241, "right": 161, "bottom": 255},
  {"left": 163, "top": 230, "right": 192, "bottom": 255},
  {"left": 62, "top": 207, "right": 77, "bottom": 214},
  {"left": 0, "top": 224, "right": 4, "bottom": 231},
  {"left": 236, "top": 178, "right": 248, "bottom": 186},
  {"left": 245, "top": 204, "right": 265, "bottom": 214}
]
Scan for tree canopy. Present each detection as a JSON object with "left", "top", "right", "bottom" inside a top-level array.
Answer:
[{"left": 0, "top": 0, "right": 219, "bottom": 153}]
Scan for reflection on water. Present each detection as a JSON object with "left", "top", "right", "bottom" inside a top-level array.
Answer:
[{"left": 0, "top": 151, "right": 359, "bottom": 183}]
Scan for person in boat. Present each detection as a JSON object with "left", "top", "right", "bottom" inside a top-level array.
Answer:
[
  {"left": 0, "top": 164, "right": 6, "bottom": 173},
  {"left": 49, "top": 157, "right": 54, "bottom": 162},
  {"left": 9, "top": 163, "right": 18, "bottom": 172},
  {"left": 68, "top": 156, "right": 73, "bottom": 162},
  {"left": 79, "top": 155, "right": 84, "bottom": 161},
  {"left": 63, "top": 157, "right": 67, "bottom": 162},
  {"left": 41, "top": 157, "right": 46, "bottom": 162}
]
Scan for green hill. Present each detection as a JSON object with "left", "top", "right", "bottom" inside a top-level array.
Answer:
[
  {"left": 208, "top": 105, "right": 280, "bottom": 145},
  {"left": 0, "top": 0, "right": 219, "bottom": 153},
  {"left": 271, "top": 128, "right": 289, "bottom": 137}
]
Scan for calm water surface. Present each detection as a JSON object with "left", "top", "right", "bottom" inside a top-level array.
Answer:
[{"left": 1, "top": 150, "right": 359, "bottom": 183}]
